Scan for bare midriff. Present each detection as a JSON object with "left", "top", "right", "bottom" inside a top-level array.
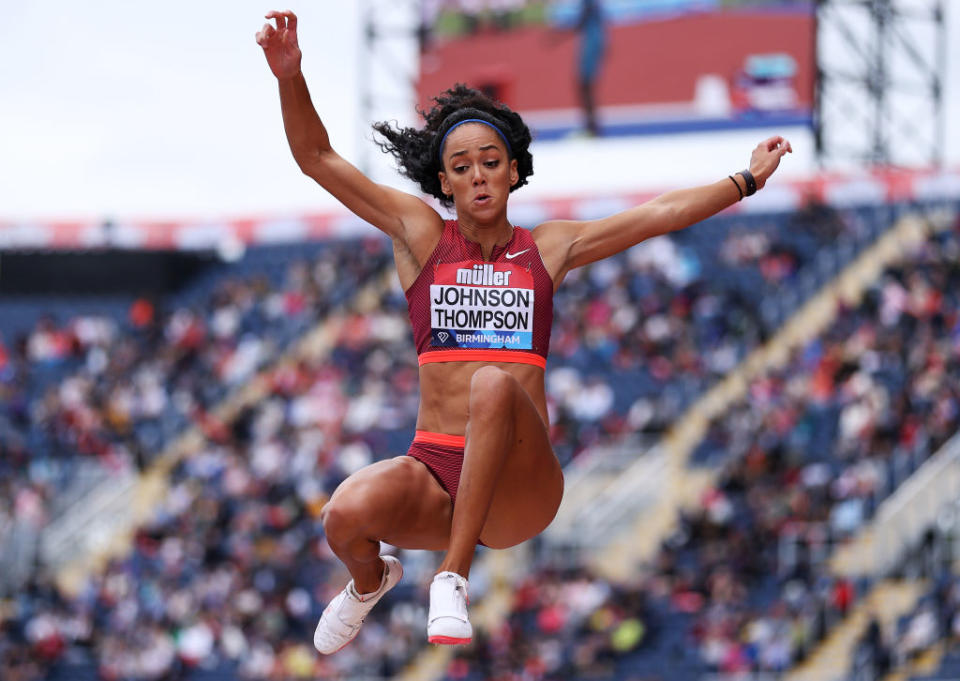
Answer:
[{"left": 416, "top": 360, "right": 549, "bottom": 436}]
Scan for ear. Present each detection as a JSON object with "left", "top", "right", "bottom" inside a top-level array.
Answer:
[
  {"left": 439, "top": 170, "right": 452, "bottom": 197},
  {"left": 509, "top": 158, "right": 519, "bottom": 188}
]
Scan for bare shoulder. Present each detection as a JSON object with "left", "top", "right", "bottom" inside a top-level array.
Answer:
[
  {"left": 532, "top": 220, "right": 581, "bottom": 288},
  {"left": 388, "top": 188, "right": 447, "bottom": 266},
  {"left": 389, "top": 198, "right": 448, "bottom": 290},
  {"left": 531, "top": 219, "right": 579, "bottom": 248}
]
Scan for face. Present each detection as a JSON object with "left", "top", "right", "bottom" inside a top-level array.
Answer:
[{"left": 438, "top": 123, "right": 519, "bottom": 221}]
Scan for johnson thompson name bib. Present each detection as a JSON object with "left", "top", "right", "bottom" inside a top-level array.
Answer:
[{"left": 430, "top": 261, "right": 534, "bottom": 349}]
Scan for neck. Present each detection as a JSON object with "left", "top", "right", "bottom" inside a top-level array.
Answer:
[{"left": 455, "top": 214, "right": 513, "bottom": 260}]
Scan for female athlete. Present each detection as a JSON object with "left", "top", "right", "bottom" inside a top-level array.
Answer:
[{"left": 255, "top": 9, "right": 791, "bottom": 653}]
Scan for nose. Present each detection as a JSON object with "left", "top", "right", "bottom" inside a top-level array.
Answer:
[{"left": 471, "top": 165, "right": 485, "bottom": 185}]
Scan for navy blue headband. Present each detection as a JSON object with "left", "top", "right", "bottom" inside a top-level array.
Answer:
[{"left": 438, "top": 118, "right": 512, "bottom": 163}]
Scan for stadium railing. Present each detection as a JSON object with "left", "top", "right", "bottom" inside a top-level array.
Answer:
[{"left": 871, "top": 433, "right": 960, "bottom": 577}]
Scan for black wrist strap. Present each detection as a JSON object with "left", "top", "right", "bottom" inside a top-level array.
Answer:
[
  {"left": 738, "top": 169, "right": 757, "bottom": 196},
  {"left": 728, "top": 175, "right": 743, "bottom": 201}
]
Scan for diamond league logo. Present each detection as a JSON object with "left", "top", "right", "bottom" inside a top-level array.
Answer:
[{"left": 437, "top": 331, "right": 449, "bottom": 343}]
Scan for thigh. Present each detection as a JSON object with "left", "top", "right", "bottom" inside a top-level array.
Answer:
[
  {"left": 477, "top": 386, "right": 564, "bottom": 549},
  {"left": 327, "top": 456, "right": 454, "bottom": 551}
]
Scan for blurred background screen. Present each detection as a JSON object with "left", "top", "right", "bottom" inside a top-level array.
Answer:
[{"left": 418, "top": 0, "right": 815, "bottom": 139}]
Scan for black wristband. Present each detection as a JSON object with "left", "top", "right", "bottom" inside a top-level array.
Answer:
[
  {"left": 738, "top": 169, "right": 757, "bottom": 196},
  {"left": 728, "top": 175, "right": 743, "bottom": 201}
]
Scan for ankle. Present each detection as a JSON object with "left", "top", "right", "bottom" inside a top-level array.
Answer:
[
  {"left": 353, "top": 557, "right": 386, "bottom": 596},
  {"left": 435, "top": 565, "right": 470, "bottom": 581}
]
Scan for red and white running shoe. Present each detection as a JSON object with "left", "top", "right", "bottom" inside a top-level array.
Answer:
[
  {"left": 313, "top": 555, "right": 403, "bottom": 654},
  {"left": 427, "top": 571, "right": 473, "bottom": 645}
]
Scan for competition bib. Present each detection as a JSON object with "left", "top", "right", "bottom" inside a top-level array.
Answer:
[{"left": 430, "top": 261, "right": 534, "bottom": 349}]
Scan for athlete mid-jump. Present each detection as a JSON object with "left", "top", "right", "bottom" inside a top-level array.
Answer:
[{"left": 255, "top": 9, "right": 791, "bottom": 652}]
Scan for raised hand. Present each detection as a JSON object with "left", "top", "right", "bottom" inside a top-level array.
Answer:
[
  {"left": 749, "top": 136, "right": 793, "bottom": 190},
  {"left": 256, "top": 10, "right": 302, "bottom": 80}
]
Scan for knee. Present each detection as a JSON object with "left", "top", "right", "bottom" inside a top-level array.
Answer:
[
  {"left": 321, "top": 496, "right": 366, "bottom": 547},
  {"left": 469, "top": 366, "right": 516, "bottom": 417},
  {"left": 321, "top": 460, "right": 418, "bottom": 546}
]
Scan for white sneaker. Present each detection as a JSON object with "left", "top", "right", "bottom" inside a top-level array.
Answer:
[
  {"left": 313, "top": 555, "right": 403, "bottom": 654},
  {"left": 427, "top": 571, "right": 473, "bottom": 645}
]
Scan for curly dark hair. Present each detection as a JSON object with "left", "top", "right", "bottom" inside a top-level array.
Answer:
[{"left": 372, "top": 84, "right": 534, "bottom": 209}]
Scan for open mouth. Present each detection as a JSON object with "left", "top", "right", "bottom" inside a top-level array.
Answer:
[{"left": 473, "top": 193, "right": 492, "bottom": 205}]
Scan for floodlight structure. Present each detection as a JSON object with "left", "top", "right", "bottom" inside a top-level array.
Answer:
[
  {"left": 815, "top": 0, "right": 946, "bottom": 169},
  {"left": 357, "top": 0, "right": 422, "bottom": 180}
]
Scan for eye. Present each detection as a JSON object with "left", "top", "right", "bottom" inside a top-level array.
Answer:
[
  {"left": 454, "top": 164, "right": 469, "bottom": 173},
  {"left": 484, "top": 160, "right": 500, "bottom": 168}
]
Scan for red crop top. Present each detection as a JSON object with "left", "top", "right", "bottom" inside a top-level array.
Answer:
[{"left": 404, "top": 220, "right": 554, "bottom": 369}]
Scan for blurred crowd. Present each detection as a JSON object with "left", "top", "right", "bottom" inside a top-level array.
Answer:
[
  {"left": 695, "top": 219, "right": 960, "bottom": 538},
  {"left": 852, "top": 569, "right": 960, "bottom": 681},
  {"left": 446, "top": 214, "right": 960, "bottom": 680},
  {"left": 848, "top": 471, "right": 960, "bottom": 681},
  {"left": 0, "top": 200, "right": 935, "bottom": 681},
  {"left": 546, "top": 201, "right": 863, "bottom": 461},
  {"left": 0, "top": 202, "right": 862, "bottom": 561},
  {"left": 0, "top": 240, "right": 409, "bottom": 681},
  {"left": 655, "top": 455, "right": 860, "bottom": 674},
  {"left": 0, "top": 239, "right": 393, "bottom": 572},
  {"left": 445, "top": 450, "right": 862, "bottom": 680},
  {"left": 446, "top": 567, "right": 654, "bottom": 681},
  {"left": 658, "top": 216, "right": 960, "bottom": 675}
]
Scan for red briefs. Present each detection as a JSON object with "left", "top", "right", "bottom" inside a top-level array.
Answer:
[
  {"left": 406, "top": 430, "right": 467, "bottom": 505},
  {"left": 406, "top": 431, "right": 490, "bottom": 548}
]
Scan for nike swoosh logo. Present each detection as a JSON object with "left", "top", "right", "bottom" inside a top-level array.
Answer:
[{"left": 504, "top": 249, "right": 530, "bottom": 260}]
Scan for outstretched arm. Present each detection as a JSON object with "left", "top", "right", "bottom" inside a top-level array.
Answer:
[
  {"left": 534, "top": 136, "right": 792, "bottom": 284},
  {"left": 256, "top": 11, "right": 441, "bottom": 247}
]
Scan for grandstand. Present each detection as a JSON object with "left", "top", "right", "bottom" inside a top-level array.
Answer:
[
  {"left": 4, "top": 1, "right": 960, "bottom": 681},
  {"left": 3, "top": 180, "right": 959, "bottom": 681}
]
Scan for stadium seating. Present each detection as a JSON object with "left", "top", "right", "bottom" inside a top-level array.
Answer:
[
  {"left": 0, "top": 199, "right": 946, "bottom": 681},
  {"left": 0, "top": 239, "right": 394, "bottom": 559},
  {"left": 444, "top": 209, "right": 960, "bottom": 680}
]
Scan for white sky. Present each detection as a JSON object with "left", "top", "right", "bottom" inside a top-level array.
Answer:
[{"left": 1, "top": 1, "right": 957, "bottom": 222}]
